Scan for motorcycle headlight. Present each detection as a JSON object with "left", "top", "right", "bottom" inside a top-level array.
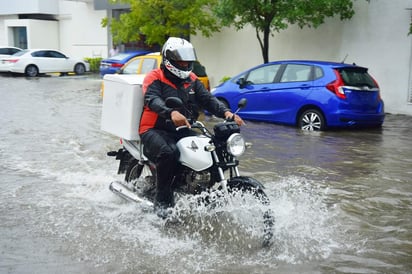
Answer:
[{"left": 226, "top": 133, "right": 246, "bottom": 157}]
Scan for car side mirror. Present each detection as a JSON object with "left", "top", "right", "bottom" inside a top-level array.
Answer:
[{"left": 236, "top": 77, "right": 248, "bottom": 89}]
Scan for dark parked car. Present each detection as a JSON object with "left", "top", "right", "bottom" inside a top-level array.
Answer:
[
  {"left": 99, "top": 50, "right": 150, "bottom": 76},
  {"left": 212, "top": 60, "right": 385, "bottom": 130}
]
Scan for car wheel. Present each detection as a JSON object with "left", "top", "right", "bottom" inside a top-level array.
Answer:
[
  {"left": 74, "top": 63, "right": 85, "bottom": 75},
  {"left": 298, "top": 109, "right": 325, "bottom": 131},
  {"left": 25, "top": 65, "right": 39, "bottom": 77}
]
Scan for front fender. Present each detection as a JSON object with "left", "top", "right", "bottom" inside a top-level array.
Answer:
[{"left": 227, "top": 176, "right": 265, "bottom": 191}]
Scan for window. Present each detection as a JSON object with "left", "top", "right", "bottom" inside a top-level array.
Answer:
[
  {"left": 246, "top": 64, "right": 281, "bottom": 84},
  {"left": 47, "top": 51, "right": 66, "bottom": 58},
  {"left": 280, "top": 64, "right": 312, "bottom": 82},
  {"left": 140, "top": 58, "right": 157, "bottom": 74},
  {"left": 0, "top": 48, "right": 18, "bottom": 55},
  {"left": 339, "top": 68, "right": 378, "bottom": 89},
  {"left": 314, "top": 66, "right": 324, "bottom": 80},
  {"left": 32, "top": 51, "right": 47, "bottom": 57},
  {"left": 122, "top": 59, "right": 141, "bottom": 74}
]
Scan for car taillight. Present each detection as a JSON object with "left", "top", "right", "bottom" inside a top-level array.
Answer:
[
  {"left": 326, "top": 69, "right": 346, "bottom": 99},
  {"left": 370, "top": 75, "right": 382, "bottom": 100},
  {"left": 6, "top": 59, "right": 19, "bottom": 63},
  {"left": 111, "top": 63, "right": 123, "bottom": 68}
]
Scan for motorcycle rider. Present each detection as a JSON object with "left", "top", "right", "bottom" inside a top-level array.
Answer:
[{"left": 139, "top": 37, "right": 244, "bottom": 217}]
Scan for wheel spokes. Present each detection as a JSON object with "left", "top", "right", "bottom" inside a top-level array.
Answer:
[{"left": 302, "top": 113, "right": 321, "bottom": 131}]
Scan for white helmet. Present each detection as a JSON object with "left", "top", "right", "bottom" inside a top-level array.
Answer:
[{"left": 162, "top": 37, "right": 197, "bottom": 79}]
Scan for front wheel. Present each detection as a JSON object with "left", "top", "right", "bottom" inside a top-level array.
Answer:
[
  {"left": 227, "top": 176, "right": 274, "bottom": 247},
  {"left": 74, "top": 63, "right": 86, "bottom": 75}
]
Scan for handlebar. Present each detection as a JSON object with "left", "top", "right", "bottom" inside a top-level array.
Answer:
[
  {"left": 175, "top": 121, "right": 205, "bottom": 131},
  {"left": 176, "top": 125, "right": 189, "bottom": 131}
]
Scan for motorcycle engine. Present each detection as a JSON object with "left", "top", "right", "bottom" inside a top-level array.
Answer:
[{"left": 182, "top": 170, "right": 211, "bottom": 194}]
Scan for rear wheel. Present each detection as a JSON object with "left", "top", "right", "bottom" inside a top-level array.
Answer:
[
  {"left": 227, "top": 176, "right": 274, "bottom": 247},
  {"left": 298, "top": 109, "right": 325, "bottom": 131},
  {"left": 25, "top": 65, "right": 39, "bottom": 77},
  {"left": 125, "top": 160, "right": 156, "bottom": 201}
]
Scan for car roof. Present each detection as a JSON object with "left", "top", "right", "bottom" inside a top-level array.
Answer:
[
  {"left": 17, "top": 49, "right": 67, "bottom": 54},
  {"left": 270, "top": 60, "right": 367, "bottom": 69},
  {"left": 103, "top": 50, "right": 151, "bottom": 61},
  {"left": 0, "top": 46, "right": 22, "bottom": 49},
  {"left": 23, "top": 49, "right": 61, "bottom": 51}
]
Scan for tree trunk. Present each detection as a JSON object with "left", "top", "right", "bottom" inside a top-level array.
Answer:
[
  {"left": 262, "top": 25, "right": 270, "bottom": 64},
  {"left": 256, "top": 25, "right": 271, "bottom": 64}
]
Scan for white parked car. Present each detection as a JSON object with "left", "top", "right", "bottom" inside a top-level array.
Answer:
[
  {"left": 0, "top": 49, "right": 90, "bottom": 77},
  {"left": 0, "top": 46, "right": 22, "bottom": 58}
]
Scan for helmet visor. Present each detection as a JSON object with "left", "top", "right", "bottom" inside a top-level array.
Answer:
[{"left": 166, "top": 47, "right": 197, "bottom": 62}]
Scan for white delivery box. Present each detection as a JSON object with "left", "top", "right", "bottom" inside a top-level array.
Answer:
[{"left": 101, "top": 74, "right": 146, "bottom": 141}]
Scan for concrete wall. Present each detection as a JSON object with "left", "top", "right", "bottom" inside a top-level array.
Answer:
[
  {"left": 192, "top": 0, "right": 412, "bottom": 115},
  {"left": 58, "top": 1, "right": 107, "bottom": 59},
  {"left": 0, "top": 0, "right": 59, "bottom": 15},
  {"left": 3, "top": 19, "right": 59, "bottom": 49},
  {"left": 0, "top": 0, "right": 108, "bottom": 59},
  {"left": 0, "top": 15, "right": 17, "bottom": 45}
]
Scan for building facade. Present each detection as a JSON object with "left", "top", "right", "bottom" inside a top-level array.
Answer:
[
  {"left": 0, "top": 0, "right": 411, "bottom": 115},
  {"left": 0, "top": 0, "right": 108, "bottom": 59}
]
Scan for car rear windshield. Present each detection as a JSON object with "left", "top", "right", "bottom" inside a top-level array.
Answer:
[
  {"left": 338, "top": 68, "right": 378, "bottom": 88},
  {"left": 13, "top": 50, "right": 29, "bottom": 57}
]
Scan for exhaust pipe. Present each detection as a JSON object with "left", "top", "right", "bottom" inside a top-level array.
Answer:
[{"left": 109, "top": 181, "right": 153, "bottom": 207}]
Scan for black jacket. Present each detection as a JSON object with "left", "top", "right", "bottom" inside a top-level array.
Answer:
[{"left": 139, "top": 67, "right": 229, "bottom": 134}]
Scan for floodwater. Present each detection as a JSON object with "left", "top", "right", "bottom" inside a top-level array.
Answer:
[{"left": 0, "top": 74, "right": 411, "bottom": 273}]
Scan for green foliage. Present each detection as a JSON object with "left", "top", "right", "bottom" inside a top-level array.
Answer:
[
  {"left": 214, "top": 0, "right": 364, "bottom": 63},
  {"left": 84, "top": 57, "right": 103, "bottom": 72},
  {"left": 215, "top": 0, "right": 356, "bottom": 32},
  {"left": 220, "top": 76, "right": 232, "bottom": 83},
  {"left": 102, "top": 0, "right": 221, "bottom": 46}
]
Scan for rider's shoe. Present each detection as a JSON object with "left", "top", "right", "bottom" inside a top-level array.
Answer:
[{"left": 154, "top": 202, "right": 172, "bottom": 219}]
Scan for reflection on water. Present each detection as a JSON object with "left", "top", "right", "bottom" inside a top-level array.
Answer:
[{"left": 0, "top": 75, "right": 411, "bottom": 273}]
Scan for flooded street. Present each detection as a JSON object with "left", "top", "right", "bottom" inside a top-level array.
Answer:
[{"left": 0, "top": 74, "right": 411, "bottom": 273}]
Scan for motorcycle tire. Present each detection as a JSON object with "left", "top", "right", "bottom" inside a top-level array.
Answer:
[
  {"left": 227, "top": 176, "right": 274, "bottom": 248},
  {"left": 125, "top": 160, "right": 157, "bottom": 202}
]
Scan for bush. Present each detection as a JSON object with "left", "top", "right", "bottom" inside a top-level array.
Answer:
[
  {"left": 84, "top": 57, "right": 103, "bottom": 73},
  {"left": 220, "top": 76, "right": 231, "bottom": 83}
]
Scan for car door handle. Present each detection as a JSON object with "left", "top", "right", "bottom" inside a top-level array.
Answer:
[
  {"left": 257, "top": 87, "right": 270, "bottom": 92},
  {"left": 299, "top": 84, "right": 311, "bottom": 89}
]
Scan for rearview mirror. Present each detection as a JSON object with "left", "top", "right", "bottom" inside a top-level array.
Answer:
[
  {"left": 165, "top": 97, "right": 184, "bottom": 109},
  {"left": 238, "top": 98, "right": 247, "bottom": 110},
  {"left": 236, "top": 77, "right": 248, "bottom": 89}
]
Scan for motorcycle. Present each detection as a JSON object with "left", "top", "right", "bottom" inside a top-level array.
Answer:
[{"left": 106, "top": 97, "right": 274, "bottom": 247}]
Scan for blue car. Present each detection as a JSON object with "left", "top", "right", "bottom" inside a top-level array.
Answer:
[
  {"left": 212, "top": 60, "right": 385, "bottom": 130},
  {"left": 99, "top": 50, "right": 150, "bottom": 76}
]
